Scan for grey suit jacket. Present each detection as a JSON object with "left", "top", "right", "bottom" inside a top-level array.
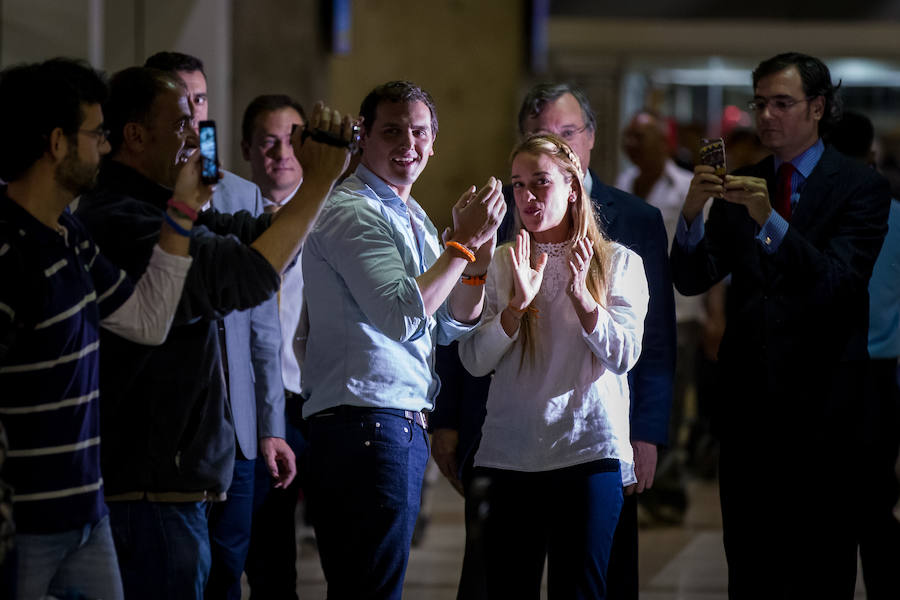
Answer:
[{"left": 211, "top": 170, "right": 286, "bottom": 459}]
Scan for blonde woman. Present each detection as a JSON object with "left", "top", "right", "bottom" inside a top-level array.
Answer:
[{"left": 459, "top": 134, "right": 649, "bottom": 599}]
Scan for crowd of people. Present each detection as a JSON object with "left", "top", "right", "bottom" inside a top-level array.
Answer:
[{"left": 0, "top": 48, "right": 898, "bottom": 600}]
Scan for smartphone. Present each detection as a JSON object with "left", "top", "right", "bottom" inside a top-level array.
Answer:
[
  {"left": 699, "top": 137, "right": 726, "bottom": 177},
  {"left": 198, "top": 120, "right": 219, "bottom": 184}
]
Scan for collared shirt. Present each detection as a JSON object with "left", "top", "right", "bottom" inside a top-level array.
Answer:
[
  {"left": 263, "top": 183, "right": 304, "bottom": 393},
  {"left": 300, "top": 164, "right": 475, "bottom": 416},
  {"left": 675, "top": 138, "right": 825, "bottom": 254}
]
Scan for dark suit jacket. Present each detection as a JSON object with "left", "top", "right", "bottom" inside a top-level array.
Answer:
[
  {"left": 432, "top": 169, "right": 677, "bottom": 480},
  {"left": 670, "top": 145, "right": 890, "bottom": 454}
]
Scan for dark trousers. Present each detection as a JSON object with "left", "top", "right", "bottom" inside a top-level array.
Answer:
[
  {"left": 245, "top": 400, "right": 308, "bottom": 600},
  {"left": 475, "top": 460, "right": 623, "bottom": 600},
  {"left": 206, "top": 458, "right": 256, "bottom": 600},
  {"left": 605, "top": 492, "right": 638, "bottom": 600},
  {"left": 306, "top": 407, "right": 429, "bottom": 600},
  {"left": 109, "top": 500, "right": 211, "bottom": 600},
  {"left": 859, "top": 358, "right": 900, "bottom": 599},
  {"left": 718, "top": 444, "right": 858, "bottom": 600}
]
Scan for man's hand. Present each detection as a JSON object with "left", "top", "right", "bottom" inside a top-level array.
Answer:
[
  {"left": 625, "top": 440, "right": 658, "bottom": 496},
  {"left": 723, "top": 175, "right": 772, "bottom": 226},
  {"left": 293, "top": 101, "right": 353, "bottom": 190},
  {"left": 683, "top": 165, "right": 723, "bottom": 224},
  {"left": 431, "top": 428, "right": 464, "bottom": 496},
  {"left": 448, "top": 177, "right": 506, "bottom": 251},
  {"left": 260, "top": 436, "right": 296, "bottom": 489},
  {"left": 172, "top": 151, "right": 218, "bottom": 212}
]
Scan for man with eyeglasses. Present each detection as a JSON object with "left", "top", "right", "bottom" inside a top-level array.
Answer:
[
  {"left": 0, "top": 58, "right": 213, "bottom": 600},
  {"left": 431, "top": 82, "right": 676, "bottom": 600},
  {"left": 672, "top": 52, "right": 891, "bottom": 599}
]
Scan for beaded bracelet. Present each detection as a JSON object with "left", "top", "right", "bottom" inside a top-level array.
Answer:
[
  {"left": 445, "top": 241, "right": 475, "bottom": 263},
  {"left": 506, "top": 303, "right": 539, "bottom": 319},
  {"left": 163, "top": 211, "right": 192, "bottom": 237}
]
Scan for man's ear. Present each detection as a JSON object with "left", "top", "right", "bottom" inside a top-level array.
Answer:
[
  {"left": 240, "top": 139, "right": 251, "bottom": 161},
  {"left": 121, "top": 122, "right": 145, "bottom": 153},
  {"left": 811, "top": 96, "right": 825, "bottom": 122},
  {"left": 47, "top": 127, "right": 69, "bottom": 162}
]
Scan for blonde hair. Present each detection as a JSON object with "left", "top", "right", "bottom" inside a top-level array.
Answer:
[{"left": 509, "top": 133, "right": 617, "bottom": 367}]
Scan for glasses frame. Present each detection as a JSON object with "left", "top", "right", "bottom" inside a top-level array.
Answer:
[
  {"left": 747, "top": 96, "right": 815, "bottom": 115},
  {"left": 78, "top": 127, "right": 111, "bottom": 144}
]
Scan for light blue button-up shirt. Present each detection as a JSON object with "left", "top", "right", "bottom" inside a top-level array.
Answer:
[
  {"left": 300, "top": 164, "right": 476, "bottom": 416},
  {"left": 676, "top": 139, "right": 825, "bottom": 254}
]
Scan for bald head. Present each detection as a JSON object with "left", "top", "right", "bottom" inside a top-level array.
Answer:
[{"left": 622, "top": 111, "right": 668, "bottom": 170}]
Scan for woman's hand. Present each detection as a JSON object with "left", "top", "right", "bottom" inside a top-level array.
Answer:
[
  {"left": 567, "top": 237, "right": 599, "bottom": 333},
  {"left": 508, "top": 229, "right": 546, "bottom": 311}
]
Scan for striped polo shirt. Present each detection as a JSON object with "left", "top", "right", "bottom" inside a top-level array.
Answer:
[{"left": 0, "top": 193, "right": 133, "bottom": 534}]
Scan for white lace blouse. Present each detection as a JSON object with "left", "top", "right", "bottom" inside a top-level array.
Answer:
[{"left": 458, "top": 239, "right": 649, "bottom": 484}]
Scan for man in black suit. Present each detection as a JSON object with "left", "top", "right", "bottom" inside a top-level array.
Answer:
[
  {"left": 671, "top": 52, "right": 891, "bottom": 599},
  {"left": 431, "top": 83, "right": 676, "bottom": 599}
]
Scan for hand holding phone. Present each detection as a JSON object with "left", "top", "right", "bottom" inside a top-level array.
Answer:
[
  {"left": 199, "top": 120, "right": 219, "bottom": 184},
  {"left": 699, "top": 137, "right": 726, "bottom": 177}
]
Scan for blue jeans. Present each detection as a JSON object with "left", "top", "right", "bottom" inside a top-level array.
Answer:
[
  {"left": 307, "top": 408, "right": 429, "bottom": 600},
  {"left": 15, "top": 515, "right": 123, "bottom": 600},
  {"left": 206, "top": 458, "right": 256, "bottom": 600},
  {"left": 474, "top": 460, "right": 623, "bottom": 600},
  {"left": 108, "top": 500, "right": 210, "bottom": 600}
]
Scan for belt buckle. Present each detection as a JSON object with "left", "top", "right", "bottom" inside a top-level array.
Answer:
[{"left": 403, "top": 410, "right": 426, "bottom": 429}]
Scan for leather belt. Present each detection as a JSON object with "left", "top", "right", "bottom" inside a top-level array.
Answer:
[{"left": 309, "top": 405, "right": 427, "bottom": 430}]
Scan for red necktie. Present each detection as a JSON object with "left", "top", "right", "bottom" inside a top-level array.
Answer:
[{"left": 775, "top": 162, "right": 796, "bottom": 221}]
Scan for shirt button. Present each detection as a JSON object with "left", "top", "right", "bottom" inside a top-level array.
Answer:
[
  {"left": 765, "top": 236, "right": 772, "bottom": 245},
  {"left": 375, "top": 422, "right": 381, "bottom": 428},
  {"left": 364, "top": 441, "right": 371, "bottom": 447}
]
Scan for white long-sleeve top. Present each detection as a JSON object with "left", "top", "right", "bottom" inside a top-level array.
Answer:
[{"left": 458, "top": 239, "right": 648, "bottom": 485}]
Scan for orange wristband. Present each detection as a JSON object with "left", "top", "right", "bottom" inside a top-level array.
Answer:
[
  {"left": 461, "top": 273, "right": 487, "bottom": 286},
  {"left": 445, "top": 241, "right": 476, "bottom": 263}
]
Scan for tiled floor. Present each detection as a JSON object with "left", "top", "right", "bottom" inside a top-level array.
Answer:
[{"left": 252, "top": 472, "right": 868, "bottom": 599}]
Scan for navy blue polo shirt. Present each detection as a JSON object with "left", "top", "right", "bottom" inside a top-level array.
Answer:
[{"left": 0, "top": 192, "right": 133, "bottom": 534}]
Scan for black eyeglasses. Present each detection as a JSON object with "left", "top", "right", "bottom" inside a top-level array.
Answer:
[
  {"left": 747, "top": 97, "right": 814, "bottom": 115},
  {"left": 79, "top": 128, "right": 111, "bottom": 144}
]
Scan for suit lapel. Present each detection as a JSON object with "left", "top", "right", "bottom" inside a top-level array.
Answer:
[
  {"left": 589, "top": 170, "right": 620, "bottom": 234},
  {"left": 789, "top": 146, "right": 840, "bottom": 233}
]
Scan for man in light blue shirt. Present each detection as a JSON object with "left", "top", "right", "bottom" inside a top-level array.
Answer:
[{"left": 300, "top": 80, "right": 506, "bottom": 599}]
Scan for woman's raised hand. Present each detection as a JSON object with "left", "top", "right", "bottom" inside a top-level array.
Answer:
[{"left": 508, "top": 229, "right": 547, "bottom": 311}]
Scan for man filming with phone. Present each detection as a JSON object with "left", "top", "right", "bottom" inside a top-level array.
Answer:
[
  {"left": 142, "top": 51, "right": 297, "bottom": 600},
  {"left": 671, "top": 52, "right": 891, "bottom": 599},
  {"left": 75, "top": 65, "right": 352, "bottom": 599}
]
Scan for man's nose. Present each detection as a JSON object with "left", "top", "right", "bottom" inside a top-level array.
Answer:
[{"left": 184, "top": 125, "right": 199, "bottom": 149}]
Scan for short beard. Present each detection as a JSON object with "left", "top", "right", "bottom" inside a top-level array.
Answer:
[{"left": 55, "top": 149, "right": 98, "bottom": 196}]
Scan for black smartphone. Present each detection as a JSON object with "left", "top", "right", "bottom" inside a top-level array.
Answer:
[{"left": 198, "top": 120, "right": 219, "bottom": 184}]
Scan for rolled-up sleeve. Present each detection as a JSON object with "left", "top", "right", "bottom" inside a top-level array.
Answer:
[{"left": 582, "top": 248, "right": 648, "bottom": 375}]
